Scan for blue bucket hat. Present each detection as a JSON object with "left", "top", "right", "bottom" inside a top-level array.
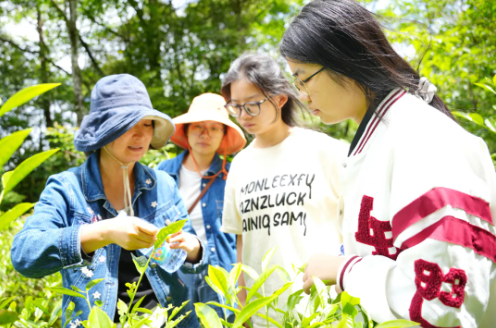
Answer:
[{"left": 74, "top": 74, "right": 175, "bottom": 152}]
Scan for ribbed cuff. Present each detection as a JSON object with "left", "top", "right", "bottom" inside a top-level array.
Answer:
[{"left": 337, "top": 255, "right": 363, "bottom": 292}]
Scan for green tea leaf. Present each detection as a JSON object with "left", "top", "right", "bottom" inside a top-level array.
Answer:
[
  {"left": 208, "top": 265, "right": 229, "bottom": 298},
  {"left": 65, "top": 301, "right": 75, "bottom": 322},
  {"left": 241, "top": 264, "right": 259, "bottom": 280},
  {"left": 47, "top": 287, "right": 85, "bottom": 298},
  {"left": 474, "top": 82, "right": 496, "bottom": 95},
  {"left": 1, "top": 148, "right": 59, "bottom": 198},
  {"left": 0, "top": 297, "right": 15, "bottom": 310},
  {"left": 246, "top": 265, "right": 280, "bottom": 303},
  {"left": 262, "top": 246, "right": 278, "bottom": 272},
  {"left": 492, "top": 74, "right": 496, "bottom": 86},
  {"left": 169, "top": 299, "right": 190, "bottom": 321},
  {"left": 154, "top": 219, "right": 188, "bottom": 248},
  {"left": 86, "top": 278, "right": 105, "bottom": 291},
  {"left": 233, "top": 283, "right": 291, "bottom": 328},
  {"left": 194, "top": 303, "right": 222, "bottom": 328},
  {"left": 0, "top": 83, "right": 61, "bottom": 117},
  {"left": 205, "top": 276, "right": 225, "bottom": 297},
  {"left": 374, "top": 320, "right": 420, "bottom": 328},
  {"left": 87, "top": 306, "right": 114, "bottom": 328},
  {"left": 49, "top": 299, "right": 62, "bottom": 326},
  {"left": 0, "top": 202, "right": 33, "bottom": 230},
  {"left": 229, "top": 263, "right": 243, "bottom": 289},
  {"left": 485, "top": 118, "right": 496, "bottom": 133},
  {"left": 0, "top": 128, "right": 32, "bottom": 169},
  {"left": 131, "top": 295, "right": 147, "bottom": 314},
  {"left": 206, "top": 301, "right": 240, "bottom": 314},
  {"left": 131, "top": 254, "right": 148, "bottom": 275},
  {"left": 71, "top": 285, "right": 84, "bottom": 293},
  {"left": 454, "top": 111, "right": 485, "bottom": 126},
  {"left": 0, "top": 309, "right": 18, "bottom": 324}
]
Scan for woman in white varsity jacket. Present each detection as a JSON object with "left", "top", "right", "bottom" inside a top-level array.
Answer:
[{"left": 280, "top": 0, "right": 496, "bottom": 327}]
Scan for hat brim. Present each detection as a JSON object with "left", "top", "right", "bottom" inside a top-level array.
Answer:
[
  {"left": 74, "top": 106, "right": 175, "bottom": 152},
  {"left": 170, "top": 111, "right": 246, "bottom": 154}
]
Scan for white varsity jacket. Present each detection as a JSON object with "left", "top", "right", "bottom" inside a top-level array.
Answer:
[{"left": 336, "top": 89, "right": 496, "bottom": 327}]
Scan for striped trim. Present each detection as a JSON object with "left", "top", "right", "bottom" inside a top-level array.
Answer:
[
  {"left": 353, "top": 89, "right": 406, "bottom": 156},
  {"left": 401, "top": 216, "right": 496, "bottom": 263},
  {"left": 392, "top": 187, "right": 493, "bottom": 239},
  {"left": 338, "top": 255, "right": 363, "bottom": 291}
]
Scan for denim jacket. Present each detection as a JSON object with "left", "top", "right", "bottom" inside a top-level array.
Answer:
[
  {"left": 11, "top": 152, "right": 207, "bottom": 327},
  {"left": 157, "top": 151, "right": 236, "bottom": 273}
]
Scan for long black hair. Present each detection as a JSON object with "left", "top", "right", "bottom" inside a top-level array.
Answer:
[
  {"left": 221, "top": 53, "right": 306, "bottom": 127},
  {"left": 280, "top": 0, "right": 453, "bottom": 119}
]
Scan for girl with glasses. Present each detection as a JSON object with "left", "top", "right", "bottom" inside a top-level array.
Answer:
[
  {"left": 157, "top": 93, "right": 246, "bottom": 324},
  {"left": 220, "top": 53, "right": 347, "bottom": 327},
  {"left": 280, "top": 1, "right": 496, "bottom": 327}
]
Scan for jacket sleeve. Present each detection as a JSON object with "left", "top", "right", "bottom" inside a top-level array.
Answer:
[
  {"left": 10, "top": 173, "right": 91, "bottom": 278},
  {"left": 338, "top": 129, "right": 496, "bottom": 327}
]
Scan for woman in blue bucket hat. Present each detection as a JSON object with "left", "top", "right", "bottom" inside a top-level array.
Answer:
[{"left": 11, "top": 74, "right": 207, "bottom": 327}]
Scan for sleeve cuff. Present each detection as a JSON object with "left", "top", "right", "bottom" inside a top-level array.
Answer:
[
  {"left": 59, "top": 224, "right": 93, "bottom": 269},
  {"left": 181, "top": 236, "right": 209, "bottom": 274},
  {"left": 336, "top": 255, "right": 363, "bottom": 292}
]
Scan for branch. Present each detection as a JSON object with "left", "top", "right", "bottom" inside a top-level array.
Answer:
[
  {"left": 78, "top": 35, "right": 104, "bottom": 75},
  {"left": 49, "top": 0, "right": 69, "bottom": 25},
  {"left": 0, "top": 35, "right": 38, "bottom": 54},
  {"left": 82, "top": 9, "right": 130, "bottom": 42},
  {"left": 0, "top": 35, "right": 70, "bottom": 75}
]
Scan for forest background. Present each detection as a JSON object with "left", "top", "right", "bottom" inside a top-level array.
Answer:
[{"left": 0, "top": 0, "right": 495, "bottom": 323}]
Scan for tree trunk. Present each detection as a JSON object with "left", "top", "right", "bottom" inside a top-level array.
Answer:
[
  {"left": 67, "top": 0, "right": 85, "bottom": 125},
  {"left": 37, "top": 2, "right": 53, "bottom": 129}
]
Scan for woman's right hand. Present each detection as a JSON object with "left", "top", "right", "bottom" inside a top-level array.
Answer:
[
  {"left": 81, "top": 216, "right": 158, "bottom": 254},
  {"left": 104, "top": 216, "right": 158, "bottom": 250}
]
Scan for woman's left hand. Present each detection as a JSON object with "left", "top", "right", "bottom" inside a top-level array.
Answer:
[
  {"left": 167, "top": 230, "right": 202, "bottom": 263},
  {"left": 302, "top": 254, "right": 345, "bottom": 294}
]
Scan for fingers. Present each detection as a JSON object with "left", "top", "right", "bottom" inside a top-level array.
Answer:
[
  {"left": 136, "top": 220, "right": 158, "bottom": 236},
  {"left": 303, "top": 275, "right": 313, "bottom": 295}
]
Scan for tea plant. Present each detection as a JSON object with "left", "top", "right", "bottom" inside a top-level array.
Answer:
[
  {"left": 0, "top": 84, "right": 62, "bottom": 326},
  {"left": 195, "top": 247, "right": 420, "bottom": 328},
  {"left": 45, "top": 219, "right": 191, "bottom": 328}
]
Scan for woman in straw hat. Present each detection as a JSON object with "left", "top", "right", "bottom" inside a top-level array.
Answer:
[
  {"left": 12, "top": 74, "right": 207, "bottom": 327},
  {"left": 157, "top": 93, "right": 246, "bottom": 322},
  {"left": 220, "top": 53, "right": 347, "bottom": 327}
]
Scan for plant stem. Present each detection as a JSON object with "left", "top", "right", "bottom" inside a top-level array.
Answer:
[
  {"left": 85, "top": 291, "right": 92, "bottom": 312},
  {"left": 126, "top": 253, "right": 154, "bottom": 325}
]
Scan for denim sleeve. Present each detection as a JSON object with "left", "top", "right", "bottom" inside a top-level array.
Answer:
[
  {"left": 10, "top": 174, "right": 91, "bottom": 279},
  {"left": 166, "top": 176, "right": 210, "bottom": 274}
]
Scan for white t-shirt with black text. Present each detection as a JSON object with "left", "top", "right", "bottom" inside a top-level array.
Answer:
[{"left": 222, "top": 127, "right": 347, "bottom": 327}]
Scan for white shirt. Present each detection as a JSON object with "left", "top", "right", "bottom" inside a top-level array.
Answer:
[
  {"left": 337, "top": 89, "right": 496, "bottom": 327},
  {"left": 222, "top": 127, "right": 347, "bottom": 327},
  {"left": 178, "top": 165, "right": 207, "bottom": 244}
]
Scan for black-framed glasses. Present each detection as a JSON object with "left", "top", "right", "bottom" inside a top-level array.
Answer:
[
  {"left": 293, "top": 67, "right": 325, "bottom": 94},
  {"left": 225, "top": 95, "right": 274, "bottom": 117}
]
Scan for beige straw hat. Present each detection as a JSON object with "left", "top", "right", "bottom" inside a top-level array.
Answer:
[{"left": 170, "top": 93, "right": 246, "bottom": 155}]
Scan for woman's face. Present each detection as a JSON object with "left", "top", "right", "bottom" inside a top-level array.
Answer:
[
  {"left": 229, "top": 78, "right": 287, "bottom": 135},
  {"left": 187, "top": 120, "right": 225, "bottom": 156},
  {"left": 107, "top": 119, "right": 154, "bottom": 163},
  {"left": 286, "top": 60, "right": 368, "bottom": 124}
]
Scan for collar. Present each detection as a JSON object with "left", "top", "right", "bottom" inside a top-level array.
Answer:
[
  {"left": 170, "top": 150, "right": 225, "bottom": 179},
  {"left": 82, "top": 151, "right": 157, "bottom": 202},
  {"left": 348, "top": 88, "right": 406, "bottom": 157}
]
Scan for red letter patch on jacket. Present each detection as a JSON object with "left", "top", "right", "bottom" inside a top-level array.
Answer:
[{"left": 355, "top": 195, "right": 401, "bottom": 260}]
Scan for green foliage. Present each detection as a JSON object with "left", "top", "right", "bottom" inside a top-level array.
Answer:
[
  {"left": 199, "top": 247, "right": 420, "bottom": 328},
  {"left": 381, "top": 0, "right": 496, "bottom": 152}
]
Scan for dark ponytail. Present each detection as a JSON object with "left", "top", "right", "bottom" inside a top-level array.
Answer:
[{"left": 280, "top": 0, "right": 453, "bottom": 120}]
